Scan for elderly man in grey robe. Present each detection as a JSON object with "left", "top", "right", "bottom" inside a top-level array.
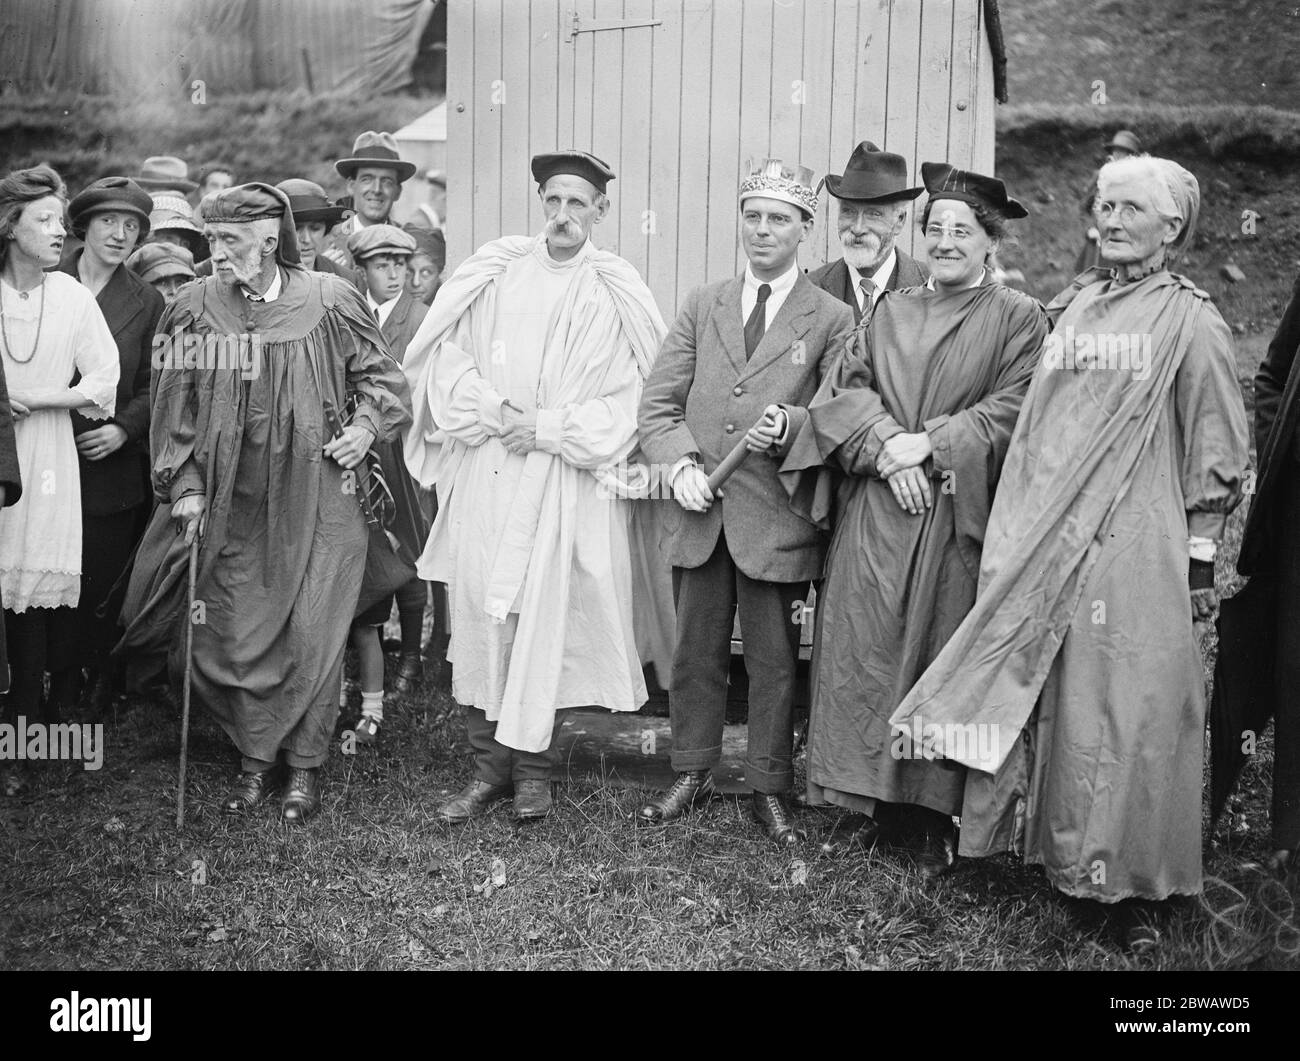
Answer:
[{"left": 121, "top": 183, "right": 410, "bottom": 824}]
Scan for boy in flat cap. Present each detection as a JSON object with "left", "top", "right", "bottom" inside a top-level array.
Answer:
[
  {"left": 119, "top": 183, "right": 411, "bottom": 824},
  {"left": 345, "top": 223, "right": 433, "bottom": 736},
  {"left": 402, "top": 149, "right": 672, "bottom": 823},
  {"left": 636, "top": 159, "right": 854, "bottom": 845},
  {"left": 127, "top": 242, "right": 196, "bottom": 301}
]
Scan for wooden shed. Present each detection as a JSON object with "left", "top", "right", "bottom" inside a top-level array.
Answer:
[{"left": 445, "top": 0, "right": 1002, "bottom": 320}]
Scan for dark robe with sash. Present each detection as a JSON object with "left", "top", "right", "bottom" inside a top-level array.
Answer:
[
  {"left": 891, "top": 269, "right": 1249, "bottom": 902},
  {"left": 118, "top": 266, "right": 410, "bottom": 766},
  {"left": 780, "top": 278, "right": 1047, "bottom": 816}
]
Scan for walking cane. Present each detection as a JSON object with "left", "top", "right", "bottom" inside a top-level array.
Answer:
[{"left": 176, "top": 535, "right": 199, "bottom": 830}]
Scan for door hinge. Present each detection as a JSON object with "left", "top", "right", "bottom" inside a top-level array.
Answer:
[{"left": 568, "top": 12, "right": 663, "bottom": 41}]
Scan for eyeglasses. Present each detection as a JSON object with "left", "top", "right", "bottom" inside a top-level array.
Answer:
[
  {"left": 924, "top": 223, "right": 976, "bottom": 241},
  {"left": 1092, "top": 200, "right": 1147, "bottom": 224}
]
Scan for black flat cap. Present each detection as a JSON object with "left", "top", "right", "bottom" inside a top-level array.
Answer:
[
  {"left": 530, "top": 150, "right": 615, "bottom": 194},
  {"left": 198, "top": 182, "right": 301, "bottom": 266}
]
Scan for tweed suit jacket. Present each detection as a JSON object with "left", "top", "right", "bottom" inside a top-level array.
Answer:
[
  {"left": 378, "top": 288, "right": 429, "bottom": 365},
  {"left": 638, "top": 271, "right": 854, "bottom": 583}
]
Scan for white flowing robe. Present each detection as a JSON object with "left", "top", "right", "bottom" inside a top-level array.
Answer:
[{"left": 403, "top": 234, "right": 669, "bottom": 752}]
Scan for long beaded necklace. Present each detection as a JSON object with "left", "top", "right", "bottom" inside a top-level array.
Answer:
[{"left": 0, "top": 274, "right": 46, "bottom": 364}]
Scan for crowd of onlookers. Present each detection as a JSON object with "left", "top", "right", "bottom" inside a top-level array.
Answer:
[{"left": 0, "top": 133, "right": 447, "bottom": 774}]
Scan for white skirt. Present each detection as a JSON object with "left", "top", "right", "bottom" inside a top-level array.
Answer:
[{"left": 0, "top": 408, "right": 84, "bottom": 612}]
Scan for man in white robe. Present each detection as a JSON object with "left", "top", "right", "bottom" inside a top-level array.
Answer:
[{"left": 403, "top": 150, "right": 670, "bottom": 822}]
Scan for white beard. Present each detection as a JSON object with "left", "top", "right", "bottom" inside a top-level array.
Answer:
[
  {"left": 216, "top": 246, "right": 266, "bottom": 289},
  {"left": 840, "top": 233, "right": 890, "bottom": 274}
]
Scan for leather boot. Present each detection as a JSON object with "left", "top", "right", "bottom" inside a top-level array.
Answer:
[
  {"left": 820, "top": 811, "right": 880, "bottom": 854},
  {"left": 752, "top": 792, "right": 805, "bottom": 846},
  {"left": 280, "top": 767, "right": 320, "bottom": 824},
  {"left": 221, "top": 770, "right": 276, "bottom": 815},
  {"left": 435, "top": 778, "right": 511, "bottom": 824},
  {"left": 393, "top": 651, "right": 423, "bottom": 695},
  {"left": 637, "top": 769, "right": 715, "bottom": 825},
  {"left": 916, "top": 830, "right": 958, "bottom": 879},
  {"left": 513, "top": 779, "right": 553, "bottom": 821}
]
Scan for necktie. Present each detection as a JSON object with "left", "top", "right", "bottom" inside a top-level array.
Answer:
[
  {"left": 374, "top": 305, "right": 382, "bottom": 324},
  {"left": 744, "top": 283, "right": 771, "bottom": 360},
  {"left": 859, "top": 276, "right": 877, "bottom": 313}
]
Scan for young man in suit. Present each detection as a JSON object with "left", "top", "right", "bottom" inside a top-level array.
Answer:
[
  {"left": 636, "top": 159, "right": 854, "bottom": 845},
  {"left": 807, "top": 142, "right": 927, "bottom": 324}
]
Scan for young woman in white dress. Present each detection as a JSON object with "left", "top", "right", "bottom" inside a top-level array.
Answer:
[{"left": 0, "top": 165, "right": 118, "bottom": 793}]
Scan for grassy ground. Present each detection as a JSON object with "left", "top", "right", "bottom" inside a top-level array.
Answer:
[
  {"left": 0, "top": 664, "right": 1296, "bottom": 971},
  {"left": 1, "top": 335, "right": 1296, "bottom": 973}
]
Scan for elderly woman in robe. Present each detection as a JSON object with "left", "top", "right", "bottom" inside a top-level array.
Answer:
[
  {"left": 891, "top": 155, "right": 1249, "bottom": 948},
  {"left": 779, "top": 164, "right": 1049, "bottom": 877}
]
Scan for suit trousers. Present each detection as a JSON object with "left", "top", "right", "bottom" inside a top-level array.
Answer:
[
  {"left": 668, "top": 531, "right": 806, "bottom": 793},
  {"left": 467, "top": 706, "right": 565, "bottom": 786}
]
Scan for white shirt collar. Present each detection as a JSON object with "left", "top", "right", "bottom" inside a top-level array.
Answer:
[
  {"left": 847, "top": 249, "right": 898, "bottom": 307},
  {"left": 744, "top": 261, "right": 799, "bottom": 298},
  {"left": 241, "top": 266, "right": 282, "bottom": 303},
  {"left": 367, "top": 290, "right": 399, "bottom": 327}
]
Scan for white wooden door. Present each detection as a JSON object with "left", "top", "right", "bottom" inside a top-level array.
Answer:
[{"left": 447, "top": 0, "right": 995, "bottom": 322}]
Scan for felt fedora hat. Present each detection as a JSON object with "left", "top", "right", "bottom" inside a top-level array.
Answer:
[
  {"left": 334, "top": 131, "right": 417, "bottom": 183},
  {"left": 822, "top": 142, "right": 923, "bottom": 202},
  {"left": 133, "top": 155, "right": 198, "bottom": 193},
  {"left": 276, "top": 179, "right": 352, "bottom": 227}
]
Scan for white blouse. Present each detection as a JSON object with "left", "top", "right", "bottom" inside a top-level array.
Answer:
[{"left": 0, "top": 270, "right": 118, "bottom": 612}]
